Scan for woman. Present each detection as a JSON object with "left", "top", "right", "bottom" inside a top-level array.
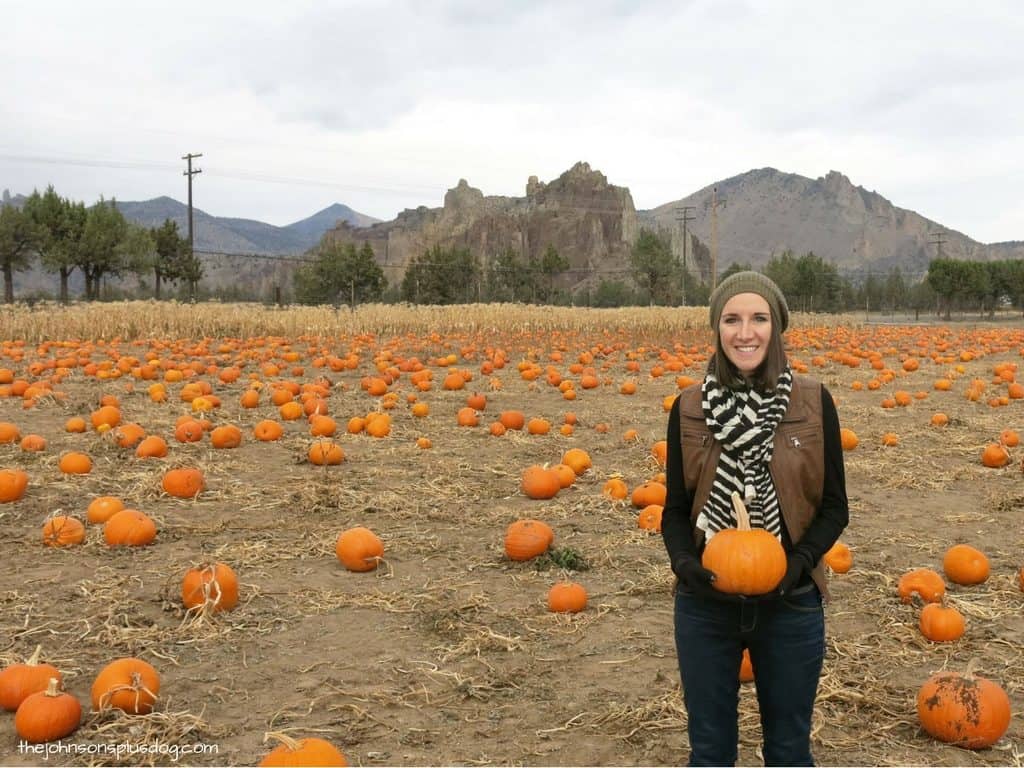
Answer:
[{"left": 661, "top": 271, "right": 849, "bottom": 766}]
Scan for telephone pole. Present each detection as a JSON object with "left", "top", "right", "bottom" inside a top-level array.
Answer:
[
  {"left": 675, "top": 205, "right": 695, "bottom": 305},
  {"left": 929, "top": 229, "right": 947, "bottom": 259},
  {"left": 704, "top": 187, "right": 726, "bottom": 290},
  {"left": 182, "top": 152, "right": 202, "bottom": 299}
]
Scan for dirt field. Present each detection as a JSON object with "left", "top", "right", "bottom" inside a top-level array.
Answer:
[{"left": 0, "top": 313, "right": 1021, "bottom": 766}]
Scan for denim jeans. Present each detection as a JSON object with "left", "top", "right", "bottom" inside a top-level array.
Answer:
[{"left": 673, "top": 586, "right": 825, "bottom": 767}]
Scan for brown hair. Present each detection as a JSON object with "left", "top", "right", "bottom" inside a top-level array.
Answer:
[{"left": 707, "top": 308, "right": 789, "bottom": 392}]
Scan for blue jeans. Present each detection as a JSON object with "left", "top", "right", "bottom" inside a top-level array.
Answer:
[{"left": 673, "top": 586, "right": 824, "bottom": 766}]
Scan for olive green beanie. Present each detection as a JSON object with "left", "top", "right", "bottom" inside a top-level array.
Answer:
[{"left": 708, "top": 271, "right": 789, "bottom": 331}]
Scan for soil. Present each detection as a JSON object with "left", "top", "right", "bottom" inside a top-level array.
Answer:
[{"left": 0, "top": 325, "right": 1021, "bottom": 766}]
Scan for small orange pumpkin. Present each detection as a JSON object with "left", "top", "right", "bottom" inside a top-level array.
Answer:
[
  {"left": 919, "top": 601, "right": 965, "bottom": 643},
  {"left": 547, "top": 581, "right": 588, "bottom": 613},
  {"left": 258, "top": 732, "right": 348, "bottom": 766},
  {"left": 0, "top": 646, "right": 60, "bottom": 711},
  {"left": 702, "top": 492, "right": 786, "bottom": 595},
  {"left": 335, "top": 527, "right": 384, "bottom": 572},
  {"left": 504, "top": 519, "right": 554, "bottom": 561},
  {"left": 308, "top": 441, "right": 345, "bottom": 466},
  {"left": 162, "top": 468, "right": 205, "bottom": 499},
  {"left": 91, "top": 657, "right": 160, "bottom": 714},
  {"left": 86, "top": 496, "right": 125, "bottom": 525},
  {"left": 637, "top": 504, "right": 663, "bottom": 533},
  {"left": 42, "top": 515, "right": 85, "bottom": 547},
  {"left": 521, "top": 465, "right": 561, "bottom": 500},
  {"left": 631, "top": 481, "right": 667, "bottom": 509},
  {"left": 822, "top": 541, "right": 853, "bottom": 574},
  {"left": 103, "top": 509, "right": 157, "bottom": 547},
  {"left": 0, "top": 468, "right": 29, "bottom": 503},
  {"left": 181, "top": 562, "right": 239, "bottom": 613},
  {"left": 916, "top": 665, "right": 1011, "bottom": 749},
  {"left": 14, "top": 677, "right": 81, "bottom": 743},
  {"left": 561, "top": 448, "right": 592, "bottom": 476},
  {"left": 58, "top": 452, "right": 92, "bottom": 475},
  {"left": 942, "top": 544, "right": 989, "bottom": 585},
  {"left": 897, "top": 568, "right": 946, "bottom": 604}
]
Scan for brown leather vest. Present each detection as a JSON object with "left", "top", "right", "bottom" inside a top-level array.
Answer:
[{"left": 677, "top": 375, "right": 830, "bottom": 599}]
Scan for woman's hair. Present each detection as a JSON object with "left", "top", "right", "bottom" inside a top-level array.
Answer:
[{"left": 706, "top": 307, "right": 789, "bottom": 391}]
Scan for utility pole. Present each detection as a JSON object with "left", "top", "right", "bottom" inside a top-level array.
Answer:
[
  {"left": 704, "top": 187, "right": 726, "bottom": 290},
  {"left": 182, "top": 152, "right": 202, "bottom": 300},
  {"left": 929, "top": 229, "right": 947, "bottom": 259},
  {"left": 675, "top": 205, "right": 695, "bottom": 305}
]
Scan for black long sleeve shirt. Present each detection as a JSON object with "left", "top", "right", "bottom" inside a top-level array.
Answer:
[{"left": 661, "top": 384, "right": 849, "bottom": 578}]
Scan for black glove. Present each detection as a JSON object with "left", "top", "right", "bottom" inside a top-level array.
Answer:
[
  {"left": 674, "top": 553, "right": 716, "bottom": 595},
  {"left": 777, "top": 550, "right": 814, "bottom": 596}
]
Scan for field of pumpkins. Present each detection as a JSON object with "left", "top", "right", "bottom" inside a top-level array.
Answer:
[{"left": 0, "top": 302, "right": 1021, "bottom": 766}]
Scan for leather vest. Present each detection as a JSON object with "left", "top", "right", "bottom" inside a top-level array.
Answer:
[{"left": 677, "top": 375, "right": 830, "bottom": 599}]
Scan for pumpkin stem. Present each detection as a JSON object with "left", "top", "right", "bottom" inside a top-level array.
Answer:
[
  {"left": 264, "top": 730, "right": 303, "bottom": 752},
  {"left": 730, "top": 491, "right": 751, "bottom": 531},
  {"left": 45, "top": 677, "right": 61, "bottom": 697},
  {"left": 26, "top": 644, "right": 43, "bottom": 666}
]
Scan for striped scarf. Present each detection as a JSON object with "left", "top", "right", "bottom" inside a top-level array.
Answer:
[{"left": 696, "top": 366, "right": 793, "bottom": 542}]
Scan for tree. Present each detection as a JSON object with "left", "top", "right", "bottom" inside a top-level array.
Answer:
[
  {"left": 884, "top": 267, "right": 908, "bottom": 314},
  {"left": 401, "top": 245, "right": 480, "bottom": 304},
  {"left": 630, "top": 228, "right": 677, "bottom": 305},
  {"left": 23, "top": 186, "right": 83, "bottom": 303},
  {"left": 593, "top": 279, "right": 634, "bottom": 307},
  {"left": 0, "top": 203, "right": 41, "bottom": 302},
  {"left": 77, "top": 198, "right": 128, "bottom": 300},
  {"left": 927, "top": 258, "right": 975, "bottom": 320},
  {"left": 294, "top": 240, "right": 385, "bottom": 305},
  {"left": 150, "top": 219, "right": 190, "bottom": 299},
  {"left": 537, "top": 244, "right": 570, "bottom": 303}
]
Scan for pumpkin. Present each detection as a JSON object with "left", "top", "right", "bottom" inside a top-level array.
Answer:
[
  {"left": 637, "top": 504, "right": 663, "bottom": 533},
  {"left": 103, "top": 509, "right": 157, "bottom": 547},
  {"left": 980, "top": 443, "right": 1010, "bottom": 468},
  {"left": 14, "top": 678, "right": 81, "bottom": 743},
  {"left": 19, "top": 434, "right": 47, "bottom": 452},
  {"left": 919, "top": 601, "right": 965, "bottom": 642},
  {"left": 702, "top": 492, "right": 786, "bottom": 595},
  {"left": 839, "top": 428, "right": 859, "bottom": 451},
  {"left": 258, "top": 732, "right": 348, "bottom": 766},
  {"left": 0, "top": 468, "right": 29, "bottom": 503},
  {"left": 499, "top": 410, "right": 525, "bottom": 430},
  {"left": 881, "top": 432, "right": 899, "bottom": 447},
  {"left": 91, "top": 657, "right": 160, "bottom": 714},
  {"left": 174, "top": 418, "right": 205, "bottom": 443},
  {"left": 365, "top": 413, "right": 391, "bottom": 437},
  {"left": 822, "top": 541, "right": 853, "bottom": 574},
  {"left": 916, "top": 665, "right": 1011, "bottom": 749},
  {"left": 651, "top": 440, "right": 668, "bottom": 466},
  {"left": 456, "top": 407, "right": 479, "bottom": 427},
  {"left": 547, "top": 581, "right": 588, "bottom": 613},
  {"left": 561, "top": 448, "right": 592, "bottom": 476},
  {"left": 504, "top": 519, "right": 554, "bottom": 561},
  {"left": 526, "top": 417, "right": 551, "bottom": 435},
  {"left": 181, "top": 562, "right": 239, "bottom": 613},
  {"left": 466, "top": 392, "right": 487, "bottom": 410},
  {"left": 58, "top": 451, "right": 92, "bottom": 475},
  {"left": 550, "top": 464, "right": 576, "bottom": 489},
  {"left": 134, "top": 436, "right": 167, "bottom": 460},
  {"left": 335, "top": 527, "right": 384, "bottom": 572},
  {"left": 999, "top": 428, "right": 1020, "bottom": 447},
  {"left": 930, "top": 412, "right": 949, "bottom": 427},
  {"left": 521, "top": 465, "right": 561, "bottom": 499},
  {"left": 42, "top": 515, "right": 85, "bottom": 547},
  {"left": 162, "top": 467, "right": 205, "bottom": 499},
  {"left": 0, "top": 421, "right": 21, "bottom": 443},
  {"left": 897, "top": 568, "right": 946, "bottom": 604},
  {"left": 210, "top": 424, "right": 243, "bottom": 449},
  {"left": 739, "top": 648, "right": 754, "bottom": 683},
  {"left": 942, "top": 544, "right": 990, "bottom": 585},
  {"left": 631, "top": 481, "right": 667, "bottom": 509},
  {"left": 308, "top": 441, "right": 345, "bottom": 466},
  {"left": 254, "top": 419, "right": 284, "bottom": 441},
  {"left": 308, "top": 415, "right": 337, "bottom": 437},
  {"left": 601, "top": 477, "right": 628, "bottom": 500},
  {"left": 0, "top": 645, "right": 60, "bottom": 711}
]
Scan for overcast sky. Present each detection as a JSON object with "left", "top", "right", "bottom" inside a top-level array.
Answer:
[{"left": 2, "top": 1, "right": 1021, "bottom": 243}]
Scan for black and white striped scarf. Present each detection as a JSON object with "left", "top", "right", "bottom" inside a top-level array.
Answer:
[{"left": 696, "top": 366, "right": 793, "bottom": 541}]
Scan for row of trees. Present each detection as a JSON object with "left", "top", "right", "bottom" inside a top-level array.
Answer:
[{"left": 0, "top": 186, "right": 202, "bottom": 303}]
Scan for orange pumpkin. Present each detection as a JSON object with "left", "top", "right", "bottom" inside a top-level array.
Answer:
[
  {"left": 897, "top": 568, "right": 946, "bottom": 604},
  {"left": 58, "top": 452, "right": 92, "bottom": 475},
  {"left": 181, "top": 562, "right": 239, "bottom": 613},
  {"left": 702, "top": 493, "right": 786, "bottom": 595},
  {"left": 162, "top": 467, "right": 205, "bottom": 499},
  {"left": 0, "top": 468, "right": 29, "bottom": 503},
  {"left": 630, "top": 481, "right": 667, "bottom": 509},
  {"left": 335, "top": 526, "right": 384, "bottom": 572},
  {"left": 547, "top": 581, "right": 588, "bottom": 613},
  {"left": 916, "top": 667, "right": 1011, "bottom": 749},
  {"left": 839, "top": 428, "right": 859, "bottom": 451},
  {"left": 0, "top": 646, "right": 61, "bottom": 711},
  {"left": 42, "top": 515, "right": 85, "bottom": 547},
  {"left": 86, "top": 496, "right": 125, "bottom": 525},
  {"left": 521, "top": 465, "right": 561, "bottom": 500},
  {"left": 14, "top": 677, "right": 80, "bottom": 743},
  {"left": 919, "top": 601, "right": 965, "bottom": 643},
  {"left": 822, "top": 541, "right": 853, "bottom": 574},
  {"left": 91, "top": 657, "right": 160, "bottom": 714},
  {"left": 602, "top": 477, "right": 629, "bottom": 500},
  {"left": 504, "top": 519, "right": 554, "bottom": 561},
  {"left": 210, "top": 424, "right": 243, "bottom": 449},
  {"left": 942, "top": 544, "right": 989, "bottom": 585},
  {"left": 103, "top": 509, "right": 157, "bottom": 547},
  {"left": 561, "top": 448, "right": 592, "bottom": 476},
  {"left": 135, "top": 435, "right": 168, "bottom": 458},
  {"left": 308, "top": 441, "right": 345, "bottom": 466},
  {"left": 980, "top": 443, "right": 1010, "bottom": 468},
  {"left": 258, "top": 733, "right": 348, "bottom": 766}
]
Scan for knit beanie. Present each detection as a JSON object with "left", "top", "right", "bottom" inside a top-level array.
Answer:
[{"left": 708, "top": 271, "right": 789, "bottom": 332}]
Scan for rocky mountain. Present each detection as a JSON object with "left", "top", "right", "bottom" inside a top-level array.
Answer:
[
  {"left": 642, "top": 168, "right": 1024, "bottom": 281},
  {"left": 325, "top": 161, "right": 638, "bottom": 291}
]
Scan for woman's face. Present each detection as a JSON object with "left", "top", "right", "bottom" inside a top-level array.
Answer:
[{"left": 718, "top": 292, "right": 772, "bottom": 376}]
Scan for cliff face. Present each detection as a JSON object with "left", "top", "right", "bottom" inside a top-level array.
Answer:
[
  {"left": 325, "top": 162, "right": 640, "bottom": 290},
  {"left": 642, "top": 168, "right": 1017, "bottom": 277}
]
